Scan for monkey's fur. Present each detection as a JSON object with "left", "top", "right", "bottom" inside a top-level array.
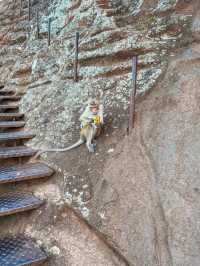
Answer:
[{"left": 33, "top": 96, "right": 104, "bottom": 159}]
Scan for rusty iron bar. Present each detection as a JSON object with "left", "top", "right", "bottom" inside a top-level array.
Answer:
[
  {"left": 48, "top": 17, "right": 51, "bottom": 46},
  {"left": 128, "top": 56, "right": 138, "bottom": 134},
  {"left": 36, "top": 10, "right": 39, "bottom": 39},
  {"left": 74, "top": 32, "right": 79, "bottom": 82},
  {"left": 28, "top": 0, "right": 31, "bottom": 21}
]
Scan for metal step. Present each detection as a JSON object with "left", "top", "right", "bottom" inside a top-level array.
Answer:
[
  {"left": 0, "top": 163, "right": 54, "bottom": 184},
  {"left": 0, "top": 192, "right": 44, "bottom": 217},
  {"left": 0, "top": 112, "right": 24, "bottom": 120},
  {"left": 0, "top": 104, "right": 19, "bottom": 110},
  {"left": 0, "top": 131, "right": 35, "bottom": 142},
  {"left": 0, "top": 95, "right": 21, "bottom": 101},
  {"left": 0, "top": 121, "right": 25, "bottom": 128},
  {"left": 0, "top": 235, "right": 47, "bottom": 265},
  {"left": 0, "top": 89, "right": 15, "bottom": 95},
  {"left": 0, "top": 146, "right": 37, "bottom": 159}
]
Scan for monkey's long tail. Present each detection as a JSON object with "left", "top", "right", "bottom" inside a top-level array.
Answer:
[{"left": 33, "top": 139, "right": 85, "bottom": 159}]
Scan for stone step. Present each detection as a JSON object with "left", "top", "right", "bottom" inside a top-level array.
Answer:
[
  {"left": 0, "top": 121, "right": 25, "bottom": 128},
  {"left": 0, "top": 192, "right": 44, "bottom": 217},
  {"left": 0, "top": 89, "right": 15, "bottom": 95},
  {"left": 0, "top": 104, "right": 19, "bottom": 110},
  {"left": 0, "top": 112, "right": 24, "bottom": 120},
  {"left": 0, "top": 162, "right": 54, "bottom": 184},
  {"left": 0, "top": 235, "right": 47, "bottom": 265},
  {"left": 0, "top": 95, "right": 21, "bottom": 101},
  {"left": 0, "top": 146, "right": 37, "bottom": 159},
  {"left": 0, "top": 131, "right": 35, "bottom": 142}
]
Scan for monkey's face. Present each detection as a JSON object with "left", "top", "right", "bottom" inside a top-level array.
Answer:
[{"left": 90, "top": 106, "right": 99, "bottom": 114}]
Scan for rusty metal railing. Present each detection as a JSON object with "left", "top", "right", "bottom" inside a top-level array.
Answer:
[
  {"left": 128, "top": 56, "right": 138, "bottom": 134},
  {"left": 48, "top": 17, "right": 52, "bottom": 46},
  {"left": 74, "top": 32, "right": 79, "bottom": 82},
  {"left": 28, "top": 0, "right": 31, "bottom": 21},
  {"left": 36, "top": 10, "right": 40, "bottom": 39}
]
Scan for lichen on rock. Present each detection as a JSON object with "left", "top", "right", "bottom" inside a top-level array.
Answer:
[{"left": 0, "top": 0, "right": 199, "bottom": 265}]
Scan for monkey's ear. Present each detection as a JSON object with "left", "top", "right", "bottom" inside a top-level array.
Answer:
[
  {"left": 99, "top": 90, "right": 104, "bottom": 98},
  {"left": 87, "top": 98, "right": 93, "bottom": 105},
  {"left": 96, "top": 90, "right": 103, "bottom": 102},
  {"left": 94, "top": 98, "right": 100, "bottom": 106}
]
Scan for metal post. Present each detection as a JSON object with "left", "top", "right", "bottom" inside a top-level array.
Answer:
[
  {"left": 36, "top": 10, "right": 39, "bottom": 39},
  {"left": 74, "top": 32, "right": 79, "bottom": 82},
  {"left": 48, "top": 18, "right": 51, "bottom": 46},
  {"left": 20, "top": 0, "right": 23, "bottom": 16},
  {"left": 28, "top": 0, "right": 31, "bottom": 21},
  {"left": 128, "top": 56, "right": 138, "bottom": 134}
]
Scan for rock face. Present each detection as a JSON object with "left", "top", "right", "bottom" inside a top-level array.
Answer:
[
  {"left": 0, "top": 0, "right": 200, "bottom": 265},
  {"left": 93, "top": 42, "right": 200, "bottom": 266}
]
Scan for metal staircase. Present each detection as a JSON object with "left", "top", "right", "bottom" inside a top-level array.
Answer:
[
  {"left": 0, "top": 235, "right": 47, "bottom": 266},
  {"left": 0, "top": 87, "right": 54, "bottom": 265}
]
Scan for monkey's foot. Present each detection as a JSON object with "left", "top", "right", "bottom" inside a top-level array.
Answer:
[
  {"left": 88, "top": 144, "right": 96, "bottom": 153},
  {"left": 93, "top": 143, "right": 97, "bottom": 149}
]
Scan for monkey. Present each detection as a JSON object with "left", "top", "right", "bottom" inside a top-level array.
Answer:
[{"left": 33, "top": 95, "right": 104, "bottom": 159}]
